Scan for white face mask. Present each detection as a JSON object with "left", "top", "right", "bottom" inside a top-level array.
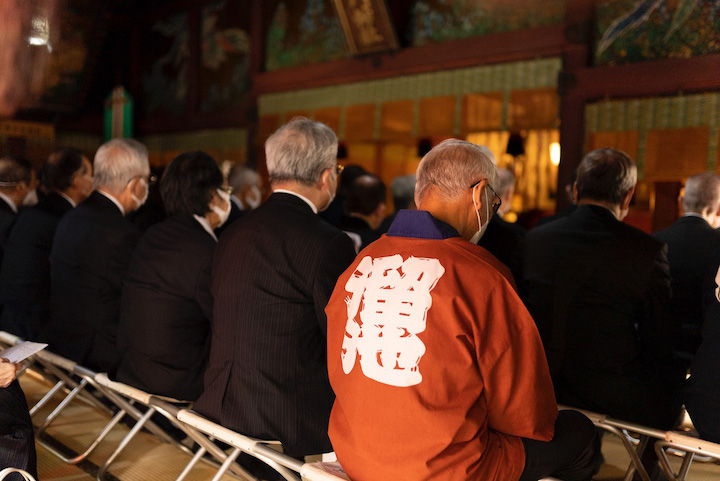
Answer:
[
  {"left": 131, "top": 178, "right": 149, "bottom": 209},
  {"left": 212, "top": 188, "right": 232, "bottom": 227},
  {"left": 244, "top": 185, "right": 262, "bottom": 210},
  {"left": 22, "top": 189, "right": 39, "bottom": 206},
  {"left": 469, "top": 184, "right": 490, "bottom": 244}
]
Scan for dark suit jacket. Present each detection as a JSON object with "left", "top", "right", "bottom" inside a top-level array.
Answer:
[
  {"left": 685, "top": 248, "right": 720, "bottom": 443},
  {"left": 654, "top": 215, "right": 720, "bottom": 356},
  {"left": 523, "top": 204, "right": 683, "bottom": 429},
  {"left": 0, "top": 197, "right": 18, "bottom": 271},
  {"left": 337, "top": 214, "right": 380, "bottom": 251},
  {"left": 0, "top": 380, "right": 36, "bottom": 478},
  {"left": 0, "top": 193, "right": 73, "bottom": 340},
  {"left": 478, "top": 215, "right": 525, "bottom": 292},
  {"left": 194, "top": 193, "right": 356, "bottom": 456},
  {"left": 46, "top": 191, "right": 141, "bottom": 375},
  {"left": 116, "top": 215, "right": 215, "bottom": 401}
]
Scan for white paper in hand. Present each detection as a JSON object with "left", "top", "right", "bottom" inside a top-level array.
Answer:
[{"left": 0, "top": 342, "right": 48, "bottom": 363}]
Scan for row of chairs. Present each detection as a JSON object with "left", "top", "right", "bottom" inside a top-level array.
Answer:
[
  {"left": 0, "top": 331, "right": 349, "bottom": 481},
  {"left": 5, "top": 329, "right": 719, "bottom": 481}
]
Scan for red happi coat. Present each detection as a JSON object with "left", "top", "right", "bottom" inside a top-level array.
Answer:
[{"left": 326, "top": 211, "right": 557, "bottom": 481}]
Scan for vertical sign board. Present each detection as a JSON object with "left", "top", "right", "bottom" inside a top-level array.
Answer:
[{"left": 332, "top": 0, "right": 398, "bottom": 55}]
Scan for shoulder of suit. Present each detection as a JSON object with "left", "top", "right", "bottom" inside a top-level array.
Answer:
[{"left": 615, "top": 220, "right": 665, "bottom": 252}]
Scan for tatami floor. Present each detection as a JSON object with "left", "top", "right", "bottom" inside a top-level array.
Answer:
[{"left": 19, "top": 371, "right": 720, "bottom": 481}]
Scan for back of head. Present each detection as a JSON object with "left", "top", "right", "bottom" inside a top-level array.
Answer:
[
  {"left": 93, "top": 138, "right": 149, "bottom": 192},
  {"left": 339, "top": 164, "right": 368, "bottom": 196},
  {"left": 346, "top": 174, "right": 386, "bottom": 216},
  {"left": 683, "top": 172, "right": 720, "bottom": 215},
  {"left": 42, "top": 148, "right": 85, "bottom": 192},
  {"left": 575, "top": 148, "right": 637, "bottom": 205},
  {"left": 390, "top": 174, "right": 416, "bottom": 210},
  {"left": 228, "top": 164, "right": 260, "bottom": 191},
  {"left": 415, "top": 139, "right": 498, "bottom": 204},
  {"left": 160, "top": 151, "right": 223, "bottom": 216},
  {"left": 494, "top": 168, "right": 515, "bottom": 197},
  {"left": 0, "top": 155, "right": 32, "bottom": 190},
  {"left": 265, "top": 117, "right": 338, "bottom": 186}
]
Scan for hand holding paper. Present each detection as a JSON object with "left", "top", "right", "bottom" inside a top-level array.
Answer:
[{"left": 0, "top": 341, "right": 48, "bottom": 363}]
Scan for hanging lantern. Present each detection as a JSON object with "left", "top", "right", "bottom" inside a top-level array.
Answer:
[{"left": 104, "top": 86, "right": 133, "bottom": 141}]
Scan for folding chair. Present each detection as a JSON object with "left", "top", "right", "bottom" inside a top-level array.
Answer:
[
  {"left": 655, "top": 431, "right": 720, "bottom": 481},
  {"left": 0, "top": 330, "right": 21, "bottom": 348},
  {"left": 93, "top": 373, "right": 195, "bottom": 481},
  {"left": 33, "top": 358, "right": 123, "bottom": 464},
  {"left": 559, "top": 405, "right": 666, "bottom": 481},
  {"left": 176, "top": 408, "right": 299, "bottom": 481}
]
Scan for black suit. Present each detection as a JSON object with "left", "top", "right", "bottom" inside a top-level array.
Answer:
[
  {"left": 337, "top": 214, "right": 380, "bottom": 251},
  {"left": 0, "top": 193, "right": 73, "bottom": 340},
  {"left": 0, "top": 380, "right": 36, "bottom": 478},
  {"left": 685, "top": 248, "right": 720, "bottom": 443},
  {"left": 523, "top": 204, "right": 683, "bottom": 429},
  {"left": 0, "top": 197, "right": 18, "bottom": 271},
  {"left": 195, "top": 193, "right": 356, "bottom": 456},
  {"left": 46, "top": 192, "right": 141, "bottom": 375},
  {"left": 116, "top": 215, "right": 215, "bottom": 401},
  {"left": 654, "top": 215, "right": 720, "bottom": 357},
  {"left": 478, "top": 215, "right": 525, "bottom": 291}
]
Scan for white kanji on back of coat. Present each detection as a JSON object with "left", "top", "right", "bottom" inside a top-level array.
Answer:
[{"left": 342, "top": 254, "right": 445, "bottom": 387}]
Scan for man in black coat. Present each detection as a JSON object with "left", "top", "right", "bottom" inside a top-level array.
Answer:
[
  {"left": 0, "top": 360, "right": 36, "bottom": 479},
  {"left": 524, "top": 148, "right": 683, "bottom": 433},
  {"left": 478, "top": 167, "right": 525, "bottom": 289},
  {"left": 654, "top": 172, "right": 720, "bottom": 359},
  {"left": 337, "top": 174, "right": 386, "bottom": 252},
  {"left": 46, "top": 139, "right": 150, "bottom": 375},
  {"left": 195, "top": 117, "right": 356, "bottom": 458},
  {"left": 116, "top": 151, "right": 230, "bottom": 401},
  {"left": 0, "top": 148, "right": 93, "bottom": 340},
  {"left": 0, "top": 156, "right": 33, "bottom": 267}
]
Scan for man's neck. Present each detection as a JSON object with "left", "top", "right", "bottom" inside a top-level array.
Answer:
[
  {"left": 0, "top": 191, "right": 18, "bottom": 213},
  {"left": 272, "top": 181, "right": 323, "bottom": 213},
  {"left": 97, "top": 189, "right": 127, "bottom": 216},
  {"left": 577, "top": 199, "right": 620, "bottom": 219}
]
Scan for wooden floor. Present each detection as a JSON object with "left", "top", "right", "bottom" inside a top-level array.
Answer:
[{"left": 19, "top": 372, "right": 720, "bottom": 481}]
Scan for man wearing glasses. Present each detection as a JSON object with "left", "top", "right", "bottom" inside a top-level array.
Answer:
[
  {"left": 325, "top": 139, "right": 600, "bottom": 481},
  {"left": 46, "top": 138, "right": 150, "bottom": 376},
  {"left": 195, "top": 117, "right": 356, "bottom": 472}
]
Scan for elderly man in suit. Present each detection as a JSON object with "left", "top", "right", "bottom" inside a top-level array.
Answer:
[
  {"left": 0, "top": 148, "right": 93, "bottom": 340},
  {"left": 654, "top": 172, "right": 720, "bottom": 360},
  {"left": 524, "top": 148, "right": 683, "bottom": 479},
  {"left": 116, "top": 151, "right": 230, "bottom": 401},
  {"left": 0, "top": 156, "right": 33, "bottom": 266},
  {"left": 46, "top": 138, "right": 150, "bottom": 375},
  {"left": 195, "top": 117, "right": 356, "bottom": 462}
]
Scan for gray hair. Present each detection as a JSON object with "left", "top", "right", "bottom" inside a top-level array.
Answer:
[
  {"left": 494, "top": 168, "right": 515, "bottom": 197},
  {"left": 684, "top": 172, "right": 720, "bottom": 214},
  {"left": 228, "top": 164, "right": 260, "bottom": 190},
  {"left": 390, "top": 174, "right": 416, "bottom": 209},
  {"left": 265, "top": 117, "right": 337, "bottom": 186},
  {"left": 93, "top": 138, "right": 149, "bottom": 192},
  {"left": 415, "top": 139, "right": 498, "bottom": 203}
]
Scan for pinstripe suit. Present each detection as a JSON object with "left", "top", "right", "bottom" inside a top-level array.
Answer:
[
  {"left": 194, "top": 193, "right": 356, "bottom": 456},
  {"left": 0, "top": 380, "right": 36, "bottom": 478}
]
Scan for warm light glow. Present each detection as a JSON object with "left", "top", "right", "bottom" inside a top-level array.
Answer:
[{"left": 550, "top": 142, "right": 561, "bottom": 166}]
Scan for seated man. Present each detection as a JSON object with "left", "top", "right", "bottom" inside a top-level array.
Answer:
[
  {"left": 116, "top": 151, "right": 230, "bottom": 401},
  {"left": 0, "top": 148, "right": 93, "bottom": 340},
  {"left": 47, "top": 138, "right": 150, "bottom": 375},
  {"left": 337, "top": 174, "right": 386, "bottom": 252},
  {"left": 0, "top": 358, "right": 36, "bottom": 478},
  {"left": 654, "top": 172, "right": 720, "bottom": 359},
  {"left": 685, "top": 248, "right": 720, "bottom": 443},
  {"left": 326, "top": 139, "right": 600, "bottom": 481}
]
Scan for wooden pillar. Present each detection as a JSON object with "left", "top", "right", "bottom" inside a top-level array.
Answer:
[{"left": 652, "top": 181, "right": 682, "bottom": 232}]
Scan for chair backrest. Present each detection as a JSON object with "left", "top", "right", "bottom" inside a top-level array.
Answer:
[
  {"left": 0, "top": 468, "right": 37, "bottom": 481},
  {"left": 33, "top": 350, "right": 77, "bottom": 373},
  {"left": 94, "top": 373, "right": 153, "bottom": 405},
  {"left": 300, "top": 462, "right": 349, "bottom": 481},
  {"left": 176, "top": 409, "right": 261, "bottom": 452},
  {"left": 0, "top": 331, "right": 21, "bottom": 347}
]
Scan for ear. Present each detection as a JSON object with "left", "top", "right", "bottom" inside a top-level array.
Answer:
[
  {"left": 472, "top": 179, "right": 486, "bottom": 208},
  {"left": 621, "top": 186, "right": 635, "bottom": 210},
  {"left": 373, "top": 202, "right": 386, "bottom": 219},
  {"left": 318, "top": 168, "right": 332, "bottom": 190},
  {"left": 572, "top": 181, "right": 579, "bottom": 203}
]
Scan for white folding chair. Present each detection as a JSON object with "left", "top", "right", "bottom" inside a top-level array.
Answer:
[
  {"left": 298, "top": 462, "right": 348, "bottom": 481},
  {"left": 654, "top": 430, "right": 720, "bottom": 480},
  {"left": 93, "top": 373, "right": 194, "bottom": 481},
  {"left": 176, "top": 408, "right": 299, "bottom": 481},
  {"left": 0, "top": 468, "right": 37, "bottom": 481},
  {"left": 558, "top": 405, "right": 666, "bottom": 481},
  {"left": 0, "top": 330, "right": 21, "bottom": 348}
]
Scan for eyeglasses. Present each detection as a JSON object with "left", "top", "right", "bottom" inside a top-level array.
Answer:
[
  {"left": 335, "top": 164, "right": 344, "bottom": 176},
  {"left": 218, "top": 185, "right": 234, "bottom": 195},
  {"left": 469, "top": 179, "right": 502, "bottom": 215},
  {"left": 127, "top": 174, "right": 157, "bottom": 187}
]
